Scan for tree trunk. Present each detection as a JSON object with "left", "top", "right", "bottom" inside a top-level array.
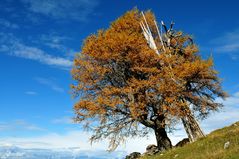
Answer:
[
  {"left": 154, "top": 121, "right": 172, "bottom": 152},
  {"left": 181, "top": 112, "right": 205, "bottom": 142}
]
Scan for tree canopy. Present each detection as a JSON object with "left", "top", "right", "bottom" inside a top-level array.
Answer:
[{"left": 71, "top": 9, "right": 226, "bottom": 151}]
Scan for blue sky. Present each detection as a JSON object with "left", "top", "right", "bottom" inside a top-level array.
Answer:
[{"left": 0, "top": 0, "right": 239, "bottom": 154}]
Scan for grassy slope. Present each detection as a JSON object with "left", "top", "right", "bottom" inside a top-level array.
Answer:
[{"left": 142, "top": 122, "right": 239, "bottom": 159}]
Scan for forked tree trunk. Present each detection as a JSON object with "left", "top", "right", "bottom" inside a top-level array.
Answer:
[{"left": 181, "top": 111, "right": 205, "bottom": 142}]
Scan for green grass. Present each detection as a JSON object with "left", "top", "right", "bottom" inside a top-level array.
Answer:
[{"left": 141, "top": 122, "right": 239, "bottom": 159}]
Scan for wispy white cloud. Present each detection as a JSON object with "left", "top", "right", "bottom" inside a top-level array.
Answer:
[
  {"left": 0, "top": 120, "right": 45, "bottom": 132},
  {"left": 21, "top": 0, "right": 99, "bottom": 21},
  {"left": 10, "top": 42, "right": 72, "bottom": 67},
  {"left": 0, "top": 122, "right": 11, "bottom": 131},
  {"left": 211, "top": 29, "right": 239, "bottom": 53},
  {"left": 25, "top": 91, "right": 37, "bottom": 95},
  {"left": 0, "top": 131, "right": 106, "bottom": 150},
  {"left": 52, "top": 116, "right": 73, "bottom": 124},
  {"left": 35, "top": 77, "right": 65, "bottom": 93},
  {"left": 40, "top": 34, "right": 70, "bottom": 50},
  {"left": 216, "top": 43, "right": 239, "bottom": 53},
  {"left": 38, "top": 33, "right": 77, "bottom": 58},
  {"left": 0, "top": 18, "right": 19, "bottom": 29},
  {"left": 0, "top": 32, "right": 72, "bottom": 68}
]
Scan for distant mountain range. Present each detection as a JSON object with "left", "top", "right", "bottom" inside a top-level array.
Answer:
[{"left": 0, "top": 146, "right": 126, "bottom": 159}]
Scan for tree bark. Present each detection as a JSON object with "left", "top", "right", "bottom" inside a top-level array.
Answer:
[
  {"left": 181, "top": 111, "right": 205, "bottom": 142},
  {"left": 153, "top": 115, "right": 172, "bottom": 151},
  {"left": 154, "top": 126, "right": 172, "bottom": 151}
]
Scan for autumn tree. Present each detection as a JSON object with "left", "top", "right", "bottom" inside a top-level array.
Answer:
[{"left": 71, "top": 9, "right": 226, "bottom": 151}]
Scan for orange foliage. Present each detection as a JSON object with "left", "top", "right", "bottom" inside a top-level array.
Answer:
[{"left": 71, "top": 8, "right": 226, "bottom": 150}]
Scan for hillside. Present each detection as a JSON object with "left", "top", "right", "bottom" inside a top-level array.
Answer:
[{"left": 142, "top": 121, "right": 239, "bottom": 159}]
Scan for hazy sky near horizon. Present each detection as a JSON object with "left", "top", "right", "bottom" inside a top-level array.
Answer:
[{"left": 0, "top": 0, "right": 239, "bottom": 154}]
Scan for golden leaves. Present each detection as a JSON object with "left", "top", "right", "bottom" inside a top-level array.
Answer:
[{"left": 71, "top": 8, "right": 225, "bottom": 128}]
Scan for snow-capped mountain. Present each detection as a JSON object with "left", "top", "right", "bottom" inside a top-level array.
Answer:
[{"left": 0, "top": 146, "right": 126, "bottom": 159}]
